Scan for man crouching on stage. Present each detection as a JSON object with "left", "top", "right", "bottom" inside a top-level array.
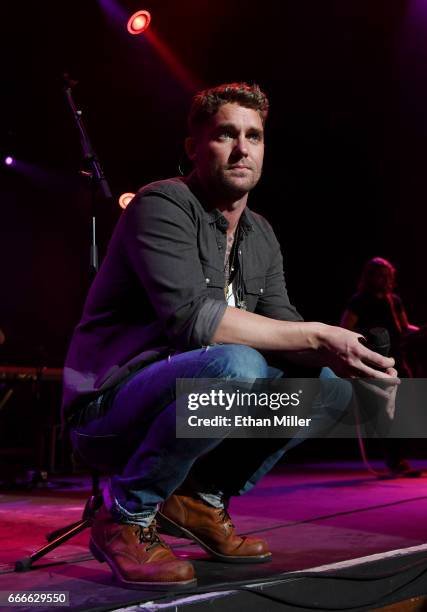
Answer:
[{"left": 63, "top": 82, "right": 396, "bottom": 589}]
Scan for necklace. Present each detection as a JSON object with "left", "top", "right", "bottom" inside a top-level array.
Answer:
[{"left": 224, "top": 225, "right": 239, "bottom": 301}]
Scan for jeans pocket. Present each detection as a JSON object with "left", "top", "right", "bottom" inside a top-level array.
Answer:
[{"left": 70, "top": 429, "right": 124, "bottom": 472}]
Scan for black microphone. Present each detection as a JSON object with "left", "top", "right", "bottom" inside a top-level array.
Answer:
[
  {"left": 366, "top": 327, "right": 391, "bottom": 357},
  {"left": 359, "top": 327, "right": 391, "bottom": 373}
]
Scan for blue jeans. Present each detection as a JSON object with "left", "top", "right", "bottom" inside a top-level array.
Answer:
[{"left": 70, "top": 345, "right": 352, "bottom": 526}]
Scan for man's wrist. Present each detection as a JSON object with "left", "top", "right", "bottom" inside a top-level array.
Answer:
[
  {"left": 277, "top": 320, "right": 327, "bottom": 352},
  {"left": 304, "top": 321, "right": 328, "bottom": 351}
]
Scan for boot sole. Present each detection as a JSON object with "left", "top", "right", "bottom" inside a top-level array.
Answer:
[
  {"left": 157, "top": 512, "right": 272, "bottom": 564},
  {"left": 89, "top": 538, "right": 197, "bottom": 590}
]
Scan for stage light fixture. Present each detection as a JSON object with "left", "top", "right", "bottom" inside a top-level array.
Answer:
[
  {"left": 119, "top": 192, "right": 135, "bottom": 209},
  {"left": 4, "top": 156, "right": 14, "bottom": 166},
  {"left": 127, "top": 10, "right": 151, "bottom": 35}
]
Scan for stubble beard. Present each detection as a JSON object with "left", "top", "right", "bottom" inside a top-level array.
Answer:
[{"left": 214, "top": 167, "right": 261, "bottom": 200}]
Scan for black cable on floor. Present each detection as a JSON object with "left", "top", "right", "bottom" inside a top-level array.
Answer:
[
  {"left": 237, "top": 560, "right": 427, "bottom": 611},
  {"left": 239, "top": 494, "right": 427, "bottom": 538}
]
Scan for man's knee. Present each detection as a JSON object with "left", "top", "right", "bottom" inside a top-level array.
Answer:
[{"left": 201, "top": 344, "right": 269, "bottom": 380}]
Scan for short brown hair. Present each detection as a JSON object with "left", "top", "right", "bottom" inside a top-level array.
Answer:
[{"left": 188, "top": 82, "right": 269, "bottom": 136}]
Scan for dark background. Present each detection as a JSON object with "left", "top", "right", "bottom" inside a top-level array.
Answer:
[{"left": 1, "top": 0, "right": 426, "bottom": 366}]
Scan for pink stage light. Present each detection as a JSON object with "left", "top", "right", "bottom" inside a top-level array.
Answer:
[
  {"left": 118, "top": 192, "right": 135, "bottom": 209},
  {"left": 127, "top": 10, "right": 151, "bottom": 35},
  {"left": 5, "top": 156, "right": 14, "bottom": 166}
]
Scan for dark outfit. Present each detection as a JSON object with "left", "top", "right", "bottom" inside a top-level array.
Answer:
[
  {"left": 63, "top": 174, "right": 351, "bottom": 526},
  {"left": 346, "top": 291, "right": 413, "bottom": 469},
  {"left": 347, "top": 292, "right": 411, "bottom": 376}
]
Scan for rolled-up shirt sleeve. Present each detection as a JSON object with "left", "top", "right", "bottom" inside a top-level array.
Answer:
[{"left": 122, "top": 191, "right": 226, "bottom": 349}]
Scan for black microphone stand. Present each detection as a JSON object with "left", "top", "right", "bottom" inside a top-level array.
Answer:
[
  {"left": 63, "top": 74, "right": 113, "bottom": 276},
  {"left": 1, "top": 78, "right": 115, "bottom": 492}
]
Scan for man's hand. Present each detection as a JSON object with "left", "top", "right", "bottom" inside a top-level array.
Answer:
[
  {"left": 357, "top": 371, "right": 399, "bottom": 419},
  {"left": 317, "top": 325, "right": 396, "bottom": 379}
]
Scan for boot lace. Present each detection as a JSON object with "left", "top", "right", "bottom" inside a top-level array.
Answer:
[
  {"left": 198, "top": 493, "right": 235, "bottom": 529},
  {"left": 218, "top": 506, "right": 234, "bottom": 529},
  {"left": 135, "top": 520, "right": 165, "bottom": 551}
]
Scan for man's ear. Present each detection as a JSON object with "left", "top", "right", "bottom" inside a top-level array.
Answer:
[{"left": 185, "top": 136, "right": 197, "bottom": 162}]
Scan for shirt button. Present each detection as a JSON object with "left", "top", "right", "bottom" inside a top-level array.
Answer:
[{"left": 206, "top": 278, "right": 210, "bottom": 284}]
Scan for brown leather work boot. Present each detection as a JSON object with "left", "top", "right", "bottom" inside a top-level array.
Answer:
[
  {"left": 90, "top": 505, "right": 196, "bottom": 590},
  {"left": 157, "top": 493, "right": 272, "bottom": 563}
]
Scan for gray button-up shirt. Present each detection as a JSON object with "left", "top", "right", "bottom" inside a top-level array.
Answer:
[{"left": 62, "top": 173, "right": 303, "bottom": 418}]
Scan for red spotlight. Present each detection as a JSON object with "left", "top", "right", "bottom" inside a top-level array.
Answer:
[
  {"left": 127, "top": 10, "right": 151, "bottom": 35},
  {"left": 118, "top": 192, "right": 135, "bottom": 209}
]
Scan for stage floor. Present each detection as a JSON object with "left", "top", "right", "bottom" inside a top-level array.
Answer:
[{"left": 1, "top": 461, "right": 427, "bottom": 611}]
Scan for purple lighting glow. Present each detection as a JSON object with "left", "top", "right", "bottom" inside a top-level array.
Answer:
[{"left": 4, "top": 156, "right": 14, "bottom": 166}]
